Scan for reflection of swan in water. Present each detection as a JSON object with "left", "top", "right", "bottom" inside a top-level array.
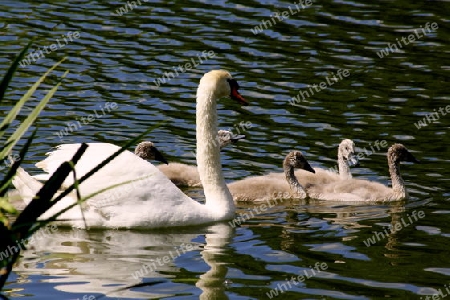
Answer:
[
  {"left": 13, "top": 223, "right": 234, "bottom": 299},
  {"left": 196, "top": 223, "right": 234, "bottom": 300}
]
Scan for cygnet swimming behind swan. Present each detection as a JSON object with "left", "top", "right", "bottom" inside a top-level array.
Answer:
[
  {"left": 156, "top": 130, "right": 245, "bottom": 187},
  {"left": 228, "top": 151, "right": 315, "bottom": 202},
  {"left": 269, "top": 139, "right": 359, "bottom": 186},
  {"left": 306, "top": 143, "right": 419, "bottom": 201}
]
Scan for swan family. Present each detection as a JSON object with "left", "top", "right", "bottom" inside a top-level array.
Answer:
[{"left": 11, "top": 69, "right": 420, "bottom": 229}]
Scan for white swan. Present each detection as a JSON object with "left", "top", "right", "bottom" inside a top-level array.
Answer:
[
  {"left": 12, "top": 70, "right": 248, "bottom": 228},
  {"left": 228, "top": 151, "right": 315, "bottom": 202},
  {"left": 156, "top": 130, "right": 245, "bottom": 187},
  {"left": 268, "top": 139, "right": 359, "bottom": 186},
  {"left": 306, "top": 143, "right": 419, "bottom": 201}
]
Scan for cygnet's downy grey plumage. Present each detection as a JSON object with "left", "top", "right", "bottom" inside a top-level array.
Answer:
[
  {"left": 269, "top": 139, "right": 359, "bottom": 186},
  {"left": 155, "top": 130, "right": 245, "bottom": 187},
  {"left": 306, "top": 143, "right": 419, "bottom": 201},
  {"left": 228, "top": 151, "right": 315, "bottom": 202}
]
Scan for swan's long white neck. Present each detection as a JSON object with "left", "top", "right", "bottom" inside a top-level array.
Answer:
[
  {"left": 196, "top": 88, "right": 235, "bottom": 219},
  {"left": 338, "top": 155, "right": 352, "bottom": 179},
  {"left": 389, "top": 159, "right": 407, "bottom": 198}
]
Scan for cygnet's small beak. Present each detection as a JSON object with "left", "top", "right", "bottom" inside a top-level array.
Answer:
[
  {"left": 347, "top": 153, "right": 360, "bottom": 167},
  {"left": 304, "top": 161, "right": 316, "bottom": 174},
  {"left": 154, "top": 148, "right": 169, "bottom": 164},
  {"left": 407, "top": 152, "right": 420, "bottom": 164},
  {"left": 230, "top": 134, "right": 246, "bottom": 144}
]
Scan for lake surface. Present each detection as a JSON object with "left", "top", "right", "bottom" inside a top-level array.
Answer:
[{"left": 1, "top": 0, "right": 449, "bottom": 299}]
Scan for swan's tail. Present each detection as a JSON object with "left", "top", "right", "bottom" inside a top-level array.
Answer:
[{"left": 12, "top": 167, "right": 44, "bottom": 205}]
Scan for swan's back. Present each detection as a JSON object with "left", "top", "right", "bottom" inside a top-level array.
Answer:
[{"left": 37, "top": 143, "right": 154, "bottom": 193}]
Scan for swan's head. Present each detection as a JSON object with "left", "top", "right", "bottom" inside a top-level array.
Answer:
[
  {"left": 198, "top": 70, "right": 248, "bottom": 105},
  {"left": 134, "top": 141, "right": 168, "bottom": 164},
  {"left": 285, "top": 151, "right": 316, "bottom": 173},
  {"left": 339, "top": 139, "right": 359, "bottom": 167},
  {"left": 217, "top": 130, "right": 246, "bottom": 149},
  {"left": 388, "top": 143, "right": 419, "bottom": 164}
]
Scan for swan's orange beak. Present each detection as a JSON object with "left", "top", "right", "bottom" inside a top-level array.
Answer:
[
  {"left": 228, "top": 78, "right": 248, "bottom": 106},
  {"left": 230, "top": 88, "right": 248, "bottom": 106}
]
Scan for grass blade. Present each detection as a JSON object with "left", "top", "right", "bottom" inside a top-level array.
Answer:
[
  {"left": 0, "top": 130, "right": 36, "bottom": 197},
  {"left": 0, "top": 40, "right": 33, "bottom": 104},
  {"left": 0, "top": 69, "right": 68, "bottom": 158},
  {"left": 0, "top": 57, "right": 67, "bottom": 141}
]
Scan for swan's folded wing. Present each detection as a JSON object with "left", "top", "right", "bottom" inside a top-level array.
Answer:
[{"left": 35, "top": 143, "right": 194, "bottom": 206}]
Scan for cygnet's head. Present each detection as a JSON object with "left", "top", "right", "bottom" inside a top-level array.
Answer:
[
  {"left": 217, "top": 130, "right": 246, "bottom": 149},
  {"left": 388, "top": 143, "right": 419, "bottom": 164},
  {"left": 339, "top": 139, "right": 359, "bottom": 167},
  {"left": 134, "top": 142, "right": 168, "bottom": 164},
  {"left": 197, "top": 70, "right": 248, "bottom": 105},
  {"left": 284, "top": 151, "right": 316, "bottom": 173}
]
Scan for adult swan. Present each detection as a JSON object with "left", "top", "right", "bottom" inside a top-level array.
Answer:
[{"left": 14, "top": 70, "right": 248, "bottom": 229}]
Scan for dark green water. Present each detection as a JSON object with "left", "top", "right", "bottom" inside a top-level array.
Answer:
[{"left": 1, "top": 0, "right": 449, "bottom": 299}]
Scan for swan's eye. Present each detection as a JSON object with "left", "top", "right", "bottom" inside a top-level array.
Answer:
[{"left": 227, "top": 78, "right": 240, "bottom": 90}]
